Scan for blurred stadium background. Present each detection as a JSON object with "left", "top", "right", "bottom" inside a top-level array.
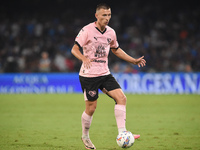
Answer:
[{"left": 0, "top": 0, "right": 199, "bottom": 94}]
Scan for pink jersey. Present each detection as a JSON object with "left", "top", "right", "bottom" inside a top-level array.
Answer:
[{"left": 75, "top": 22, "right": 119, "bottom": 77}]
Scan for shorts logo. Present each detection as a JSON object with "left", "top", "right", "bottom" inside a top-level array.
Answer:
[{"left": 88, "top": 91, "right": 96, "bottom": 97}]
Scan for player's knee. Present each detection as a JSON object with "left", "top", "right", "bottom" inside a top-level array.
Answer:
[
  {"left": 89, "top": 107, "right": 96, "bottom": 114},
  {"left": 89, "top": 104, "right": 96, "bottom": 114},
  {"left": 122, "top": 95, "right": 127, "bottom": 103},
  {"left": 86, "top": 100, "right": 97, "bottom": 115},
  {"left": 116, "top": 95, "right": 127, "bottom": 105}
]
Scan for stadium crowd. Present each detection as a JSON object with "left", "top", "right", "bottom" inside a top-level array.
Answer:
[{"left": 0, "top": 0, "right": 199, "bottom": 73}]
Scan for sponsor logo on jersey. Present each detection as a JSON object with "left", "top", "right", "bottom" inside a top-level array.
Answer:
[
  {"left": 92, "top": 59, "right": 106, "bottom": 63},
  {"left": 95, "top": 44, "right": 106, "bottom": 58},
  {"left": 94, "top": 37, "right": 98, "bottom": 40}
]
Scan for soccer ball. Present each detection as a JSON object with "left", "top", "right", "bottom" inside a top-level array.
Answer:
[{"left": 116, "top": 131, "right": 135, "bottom": 148}]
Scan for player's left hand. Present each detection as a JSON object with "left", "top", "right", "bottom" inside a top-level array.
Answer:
[{"left": 134, "top": 56, "right": 146, "bottom": 67}]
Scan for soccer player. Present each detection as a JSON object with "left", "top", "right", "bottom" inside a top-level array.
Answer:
[{"left": 71, "top": 3, "right": 146, "bottom": 149}]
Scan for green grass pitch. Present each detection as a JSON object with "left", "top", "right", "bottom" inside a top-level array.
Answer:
[{"left": 0, "top": 94, "right": 200, "bottom": 150}]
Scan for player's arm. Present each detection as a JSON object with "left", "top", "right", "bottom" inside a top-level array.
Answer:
[
  {"left": 111, "top": 48, "right": 146, "bottom": 67},
  {"left": 71, "top": 44, "right": 92, "bottom": 69}
]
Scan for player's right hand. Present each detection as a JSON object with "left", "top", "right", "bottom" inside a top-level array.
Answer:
[{"left": 82, "top": 57, "right": 92, "bottom": 69}]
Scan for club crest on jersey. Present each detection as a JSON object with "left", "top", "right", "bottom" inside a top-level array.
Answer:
[
  {"left": 88, "top": 91, "right": 96, "bottom": 97},
  {"left": 107, "top": 38, "right": 111, "bottom": 43}
]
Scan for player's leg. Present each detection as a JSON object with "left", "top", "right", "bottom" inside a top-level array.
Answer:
[
  {"left": 107, "top": 89, "right": 140, "bottom": 139},
  {"left": 82, "top": 100, "right": 97, "bottom": 138},
  {"left": 107, "top": 88, "right": 127, "bottom": 132},
  {"left": 79, "top": 76, "right": 101, "bottom": 149},
  {"left": 101, "top": 74, "right": 140, "bottom": 139},
  {"left": 81, "top": 100, "right": 97, "bottom": 149},
  {"left": 100, "top": 75, "right": 127, "bottom": 133}
]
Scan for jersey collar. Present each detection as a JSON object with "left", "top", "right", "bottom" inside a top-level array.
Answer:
[{"left": 94, "top": 22, "right": 107, "bottom": 34}]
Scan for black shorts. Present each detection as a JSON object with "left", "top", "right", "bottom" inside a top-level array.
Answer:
[{"left": 79, "top": 74, "right": 121, "bottom": 101}]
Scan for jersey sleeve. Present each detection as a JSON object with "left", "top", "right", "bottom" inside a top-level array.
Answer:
[
  {"left": 110, "top": 30, "right": 119, "bottom": 49},
  {"left": 75, "top": 27, "right": 88, "bottom": 48}
]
